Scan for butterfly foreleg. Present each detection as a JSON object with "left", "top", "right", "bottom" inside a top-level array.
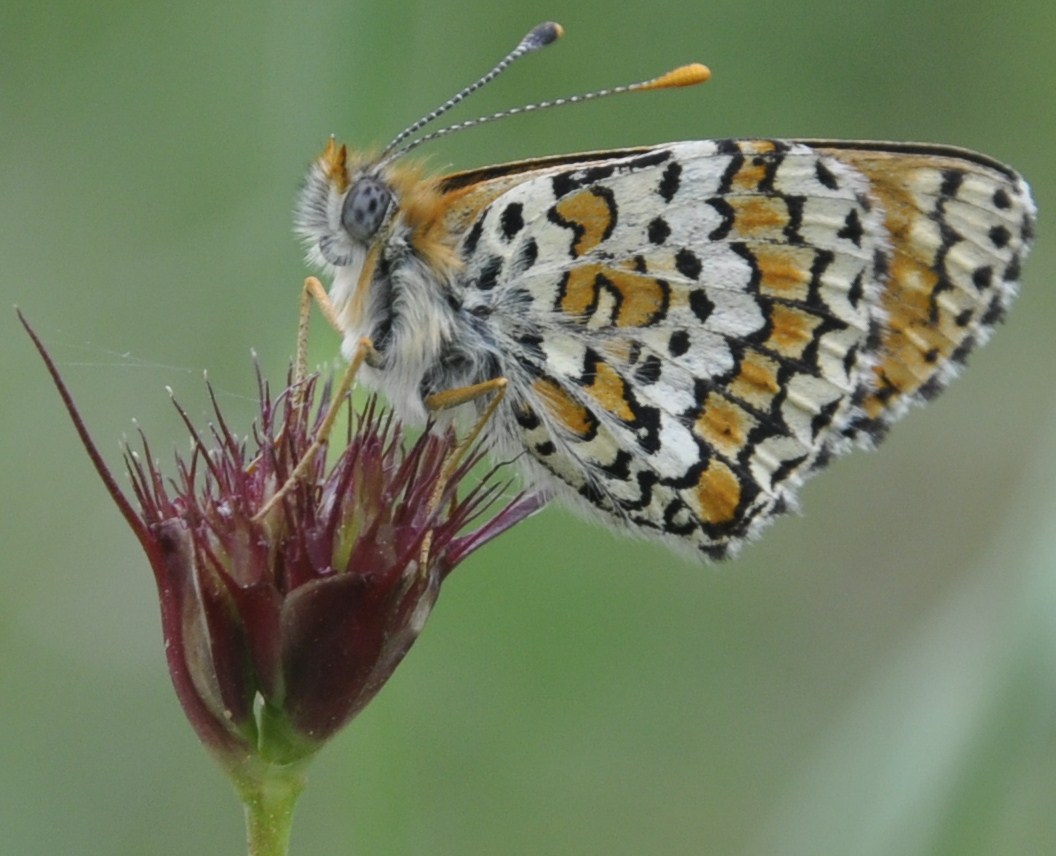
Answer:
[
  {"left": 247, "top": 276, "right": 341, "bottom": 481},
  {"left": 295, "top": 276, "right": 344, "bottom": 389},
  {"left": 253, "top": 334, "right": 379, "bottom": 524}
]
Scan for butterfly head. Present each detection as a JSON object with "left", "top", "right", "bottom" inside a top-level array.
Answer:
[
  {"left": 294, "top": 22, "right": 709, "bottom": 279},
  {"left": 295, "top": 137, "right": 396, "bottom": 271}
]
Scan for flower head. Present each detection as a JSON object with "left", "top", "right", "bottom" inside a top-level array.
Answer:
[{"left": 21, "top": 311, "right": 540, "bottom": 780}]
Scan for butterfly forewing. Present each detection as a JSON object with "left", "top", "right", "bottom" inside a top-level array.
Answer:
[{"left": 435, "top": 139, "right": 1033, "bottom": 557}]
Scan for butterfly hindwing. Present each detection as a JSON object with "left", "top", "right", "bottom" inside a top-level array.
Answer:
[{"left": 810, "top": 143, "right": 1034, "bottom": 438}]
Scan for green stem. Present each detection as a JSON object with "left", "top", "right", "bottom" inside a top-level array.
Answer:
[{"left": 237, "top": 766, "right": 306, "bottom": 856}]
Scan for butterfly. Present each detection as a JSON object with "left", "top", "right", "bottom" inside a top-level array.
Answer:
[{"left": 284, "top": 22, "right": 1035, "bottom": 560}]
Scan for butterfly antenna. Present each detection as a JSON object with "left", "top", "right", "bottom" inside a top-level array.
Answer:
[
  {"left": 379, "top": 21, "right": 564, "bottom": 159},
  {"left": 380, "top": 60, "right": 710, "bottom": 165}
]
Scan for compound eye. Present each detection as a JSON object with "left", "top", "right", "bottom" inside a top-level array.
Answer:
[{"left": 341, "top": 177, "right": 392, "bottom": 242}]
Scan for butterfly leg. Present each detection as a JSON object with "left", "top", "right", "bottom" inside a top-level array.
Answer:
[
  {"left": 253, "top": 333, "right": 379, "bottom": 524},
  {"left": 249, "top": 277, "right": 339, "bottom": 471},
  {"left": 248, "top": 277, "right": 344, "bottom": 479},
  {"left": 293, "top": 276, "right": 343, "bottom": 397},
  {"left": 424, "top": 377, "right": 508, "bottom": 493},
  {"left": 417, "top": 377, "right": 508, "bottom": 567}
]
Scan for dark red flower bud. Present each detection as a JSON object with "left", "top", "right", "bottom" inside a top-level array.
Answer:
[{"left": 22, "top": 311, "right": 542, "bottom": 776}]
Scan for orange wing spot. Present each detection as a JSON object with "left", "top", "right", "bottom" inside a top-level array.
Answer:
[
  {"left": 584, "top": 361, "right": 635, "bottom": 422},
  {"left": 736, "top": 140, "right": 777, "bottom": 157},
  {"left": 559, "top": 264, "right": 666, "bottom": 327},
  {"left": 729, "top": 350, "right": 781, "bottom": 411},
  {"left": 754, "top": 245, "right": 813, "bottom": 300},
  {"left": 608, "top": 269, "right": 666, "bottom": 327},
  {"left": 559, "top": 265, "right": 599, "bottom": 318},
  {"left": 882, "top": 252, "right": 942, "bottom": 347},
  {"left": 694, "top": 459, "right": 742, "bottom": 526},
  {"left": 852, "top": 171, "right": 963, "bottom": 418},
  {"left": 694, "top": 392, "right": 755, "bottom": 457},
  {"left": 533, "top": 378, "right": 595, "bottom": 437},
  {"left": 766, "top": 304, "right": 822, "bottom": 359},
  {"left": 553, "top": 189, "right": 616, "bottom": 256},
  {"left": 732, "top": 160, "right": 769, "bottom": 191},
  {"left": 322, "top": 138, "right": 349, "bottom": 192},
  {"left": 730, "top": 196, "right": 789, "bottom": 237}
]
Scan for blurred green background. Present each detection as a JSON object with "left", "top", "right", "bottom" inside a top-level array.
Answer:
[{"left": 3, "top": 1, "right": 1054, "bottom": 853}]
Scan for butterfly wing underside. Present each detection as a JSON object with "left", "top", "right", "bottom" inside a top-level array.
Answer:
[
  {"left": 436, "top": 139, "right": 1034, "bottom": 558},
  {"left": 809, "top": 142, "right": 1033, "bottom": 434}
]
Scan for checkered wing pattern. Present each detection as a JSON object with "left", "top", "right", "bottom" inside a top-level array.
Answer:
[{"left": 444, "top": 139, "right": 1033, "bottom": 558}]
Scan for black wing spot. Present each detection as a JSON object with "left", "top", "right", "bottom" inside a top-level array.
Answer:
[
  {"left": 689, "top": 290, "right": 713, "bottom": 322},
  {"left": 1023, "top": 214, "right": 1035, "bottom": 243},
  {"left": 599, "top": 449, "right": 634, "bottom": 481},
  {"left": 782, "top": 195, "right": 806, "bottom": 244},
  {"left": 658, "top": 161, "right": 682, "bottom": 202},
  {"left": 515, "top": 404, "right": 541, "bottom": 430},
  {"left": 950, "top": 335, "right": 977, "bottom": 364},
  {"left": 551, "top": 164, "right": 618, "bottom": 199},
  {"left": 668, "top": 329, "right": 690, "bottom": 357},
  {"left": 873, "top": 248, "right": 890, "bottom": 281},
  {"left": 837, "top": 208, "right": 864, "bottom": 247},
  {"left": 462, "top": 217, "right": 484, "bottom": 259},
  {"left": 988, "top": 225, "right": 1012, "bottom": 248},
  {"left": 770, "top": 453, "right": 809, "bottom": 486},
  {"left": 940, "top": 169, "right": 965, "bottom": 198},
  {"left": 634, "top": 355, "right": 663, "bottom": 385},
  {"left": 551, "top": 172, "right": 576, "bottom": 198},
  {"left": 847, "top": 270, "right": 865, "bottom": 308},
  {"left": 581, "top": 164, "right": 615, "bottom": 184},
  {"left": 514, "top": 332, "right": 547, "bottom": 372},
  {"left": 842, "top": 343, "right": 859, "bottom": 375},
  {"left": 814, "top": 159, "right": 840, "bottom": 190},
  {"left": 511, "top": 238, "right": 539, "bottom": 276},
  {"left": 627, "top": 149, "right": 672, "bottom": 171},
  {"left": 635, "top": 406, "right": 662, "bottom": 454},
  {"left": 475, "top": 256, "right": 504, "bottom": 291},
  {"left": 500, "top": 202, "right": 525, "bottom": 240},
  {"left": 648, "top": 216, "right": 671, "bottom": 245},
  {"left": 675, "top": 248, "right": 703, "bottom": 281},
  {"left": 981, "top": 295, "right": 1006, "bottom": 326},
  {"left": 810, "top": 398, "right": 842, "bottom": 439}
]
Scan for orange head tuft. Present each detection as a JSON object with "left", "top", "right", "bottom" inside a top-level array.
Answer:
[{"left": 322, "top": 137, "right": 349, "bottom": 192}]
